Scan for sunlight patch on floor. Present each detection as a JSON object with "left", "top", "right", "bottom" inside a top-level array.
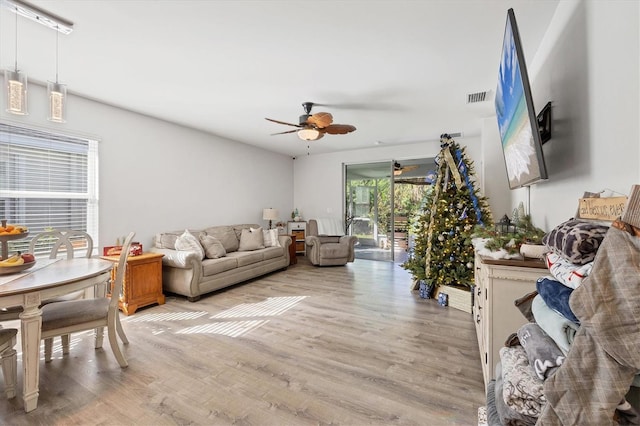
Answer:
[
  {"left": 176, "top": 319, "right": 269, "bottom": 338},
  {"left": 174, "top": 296, "right": 309, "bottom": 338},
  {"left": 212, "top": 296, "right": 308, "bottom": 319},
  {"left": 124, "top": 311, "right": 209, "bottom": 323}
]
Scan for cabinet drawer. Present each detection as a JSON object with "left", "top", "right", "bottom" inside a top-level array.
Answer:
[
  {"left": 292, "top": 230, "right": 305, "bottom": 240},
  {"left": 295, "top": 241, "right": 305, "bottom": 252}
]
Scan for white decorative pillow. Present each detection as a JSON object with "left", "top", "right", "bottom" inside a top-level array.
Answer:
[
  {"left": 199, "top": 234, "right": 226, "bottom": 259},
  {"left": 239, "top": 227, "right": 265, "bottom": 251},
  {"left": 175, "top": 230, "right": 205, "bottom": 260},
  {"left": 262, "top": 228, "right": 281, "bottom": 248}
]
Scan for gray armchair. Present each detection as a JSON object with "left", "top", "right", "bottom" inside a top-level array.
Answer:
[{"left": 305, "top": 219, "right": 358, "bottom": 266}]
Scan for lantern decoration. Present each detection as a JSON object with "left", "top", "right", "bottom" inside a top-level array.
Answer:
[{"left": 495, "top": 214, "right": 517, "bottom": 234}]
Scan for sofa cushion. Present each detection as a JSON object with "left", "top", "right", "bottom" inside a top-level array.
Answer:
[
  {"left": 204, "top": 226, "right": 239, "bottom": 253},
  {"left": 239, "top": 227, "right": 265, "bottom": 251},
  {"left": 199, "top": 234, "right": 226, "bottom": 259},
  {"left": 262, "top": 246, "right": 284, "bottom": 260},
  {"left": 227, "top": 250, "right": 263, "bottom": 267},
  {"left": 263, "top": 228, "right": 281, "bottom": 247},
  {"left": 320, "top": 243, "right": 350, "bottom": 259},
  {"left": 202, "top": 257, "right": 238, "bottom": 276},
  {"left": 175, "top": 230, "right": 205, "bottom": 260}
]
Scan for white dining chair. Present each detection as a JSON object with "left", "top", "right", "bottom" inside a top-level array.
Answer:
[
  {"left": 0, "top": 230, "right": 96, "bottom": 356},
  {"left": 0, "top": 328, "right": 18, "bottom": 399},
  {"left": 40, "top": 232, "right": 134, "bottom": 367}
]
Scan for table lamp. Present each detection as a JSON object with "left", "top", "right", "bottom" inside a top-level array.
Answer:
[{"left": 262, "top": 208, "right": 279, "bottom": 229}]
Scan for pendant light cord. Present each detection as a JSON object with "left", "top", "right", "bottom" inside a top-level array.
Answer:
[
  {"left": 14, "top": 6, "right": 18, "bottom": 72},
  {"left": 55, "top": 25, "right": 59, "bottom": 82}
]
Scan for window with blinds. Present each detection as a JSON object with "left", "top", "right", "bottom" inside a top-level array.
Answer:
[{"left": 0, "top": 123, "right": 99, "bottom": 256}]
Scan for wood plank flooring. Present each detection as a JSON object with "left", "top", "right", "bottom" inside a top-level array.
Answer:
[{"left": 0, "top": 258, "right": 485, "bottom": 425}]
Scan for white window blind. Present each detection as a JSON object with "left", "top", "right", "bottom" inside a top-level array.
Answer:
[{"left": 0, "top": 123, "right": 99, "bottom": 256}]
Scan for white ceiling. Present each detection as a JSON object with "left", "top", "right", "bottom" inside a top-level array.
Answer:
[{"left": 0, "top": 0, "right": 559, "bottom": 157}]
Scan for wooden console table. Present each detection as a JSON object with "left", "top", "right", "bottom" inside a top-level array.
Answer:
[{"left": 101, "top": 252, "right": 165, "bottom": 315}]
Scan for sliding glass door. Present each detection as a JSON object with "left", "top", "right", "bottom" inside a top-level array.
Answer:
[{"left": 344, "top": 158, "right": 436, "bottom": 263}]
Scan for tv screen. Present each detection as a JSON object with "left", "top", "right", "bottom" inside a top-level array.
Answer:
[{"left": 495, "top": 8, "right": 548, "bottom": 189}]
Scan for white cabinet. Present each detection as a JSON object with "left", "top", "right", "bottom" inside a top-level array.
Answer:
[
  {"left": 474, "top": 254, "right": 547, "bottom": 388},
  {"left": 287, "top": 221, "right": 306, "bottom": 255}
]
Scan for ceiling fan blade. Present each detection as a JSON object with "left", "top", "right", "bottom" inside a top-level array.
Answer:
[
  {"left": 404, "top": 165, "right": 419, "bottom": 172},
  {"left": 270, "top": 129, "right": 298, "bottom": 136},
  {"left": 307, "top": 112, "right": 333, "bottom": 128},
  {"left": 265, "top": 118, "right": 302, "bottom": 128},
  {"left": 322, "top": 124, "right": 356, "bottom": 135}
]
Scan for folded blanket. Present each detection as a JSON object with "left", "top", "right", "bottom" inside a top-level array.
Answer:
[
  {"left": 531, "top": 294, "right": 579, "bottom": 355},
  {"left": 316, "top": 217, "right": 345, "bottom": 236},
  {"left": 500, "top": 346, "right": 546, "bottom": 417},
  {"left": 494, "top": 362, "right": 537, "bottom": 426},
  {"left": 517, "top": 322, "right": 565, "bottom": 380},
  {"left": 545, "top": 251, "right": 593, "bottom": 289},
  {"left": 536, "top": 276, "right": 580, "bottom": 324}
]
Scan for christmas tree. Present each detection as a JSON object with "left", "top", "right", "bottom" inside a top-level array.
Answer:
[{"left": 402, "top": 134, "right": 492, "bottom": 296}]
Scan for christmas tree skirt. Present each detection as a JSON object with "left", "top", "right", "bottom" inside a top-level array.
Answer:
[{"left": 434, "top": 284, "right": 472, "bottom": 314}]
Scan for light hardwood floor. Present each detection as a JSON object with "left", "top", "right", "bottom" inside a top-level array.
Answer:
[{"left": 0, "top": 258, "right": 485, "bottom": 425}]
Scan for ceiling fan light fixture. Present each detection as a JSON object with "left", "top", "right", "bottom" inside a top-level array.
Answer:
[{"left": 297, "top": 128, "right": 320, "bottom": 141}]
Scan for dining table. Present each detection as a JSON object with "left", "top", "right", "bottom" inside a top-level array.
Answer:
[{"left": 0, "top": 257, "right": 113, "bottom": 412}]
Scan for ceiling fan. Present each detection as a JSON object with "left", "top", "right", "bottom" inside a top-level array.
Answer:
[
  {"left": 393, "top": 161, "right": 419, "bottom": 176},
  {"left": 265, "top": 102, "right": 356, "bottom": 141}
]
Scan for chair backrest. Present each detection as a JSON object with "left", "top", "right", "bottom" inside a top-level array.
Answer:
[
  {"left": 29, "top": 229, "right": 94, "bottom": 259},
  {"left": 109, "top": 232, "right": 135, "bottom": 310}
]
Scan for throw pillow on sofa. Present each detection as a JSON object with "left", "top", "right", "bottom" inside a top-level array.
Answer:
[
  {"left": 263, "top": 228, "right": 281, "bottom": 248},
  {"left": 175, "top": 230, "right": 205, "bottom": 260},
  {"left": 239, "top": 227, "right": 265, "bottom": 251},
  {"left": 199, "top": 234, "right": 226, "bottom": 259}
]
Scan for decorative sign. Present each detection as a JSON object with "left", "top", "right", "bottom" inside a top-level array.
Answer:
[{"left": 578, "top": 196, "right": 628, "bottom": 221}]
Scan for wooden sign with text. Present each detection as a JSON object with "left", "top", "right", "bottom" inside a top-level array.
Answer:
[{"left": 578, "top": 196, "right": 628, "bottom": 221}]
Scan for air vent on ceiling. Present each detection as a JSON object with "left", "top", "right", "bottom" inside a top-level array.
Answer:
[{"left": 467, "top": 91, "right": 489, "bottom": 104}]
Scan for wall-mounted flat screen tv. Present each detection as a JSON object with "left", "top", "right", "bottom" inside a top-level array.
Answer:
[{"left": 495, "top": 8, "right": 548, "bottom": 189}]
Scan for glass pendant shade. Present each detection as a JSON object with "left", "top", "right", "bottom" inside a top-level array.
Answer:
[
  {"left": 47, "top": 81, "right": 66, "bottom": 122},
  {"left": 297, "top": 128, "right": 320, "bottom": 141},
  {"left": 5, "top": 69, "right": 28, "bottom": 115}
]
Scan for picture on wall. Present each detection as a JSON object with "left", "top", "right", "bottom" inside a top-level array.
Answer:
[{"left": 495, "top": 9, "right": 548, "bottom": 189}]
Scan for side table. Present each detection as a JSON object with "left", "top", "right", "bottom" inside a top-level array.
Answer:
[
  {"left": 284, "top": 234, "right": 297, "bottom": 265},
  {"left": 101, "top": 252, "right": 165, "bottom": 315}
]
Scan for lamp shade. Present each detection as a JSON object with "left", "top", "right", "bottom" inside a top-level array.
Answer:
[
  {"left": 5, "top": 69, "right": 28, "bottom": 115},
  {"left": 297, "top": 128, "right": 320, "bottom": 141},
  {"left": 47, "top": 81, "right": 66, "bottom": 122},
  {"left": 263, "top": 208, "right": 279, "bottom": 221}
]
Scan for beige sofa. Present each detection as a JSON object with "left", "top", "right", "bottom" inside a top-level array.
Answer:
[{"left": 150, "top": 224, "right": 291, "bottom": 301}]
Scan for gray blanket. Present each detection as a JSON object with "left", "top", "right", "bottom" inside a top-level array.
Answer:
[{"left": 517, "top": 322, "right": 565, "bottom": 380}]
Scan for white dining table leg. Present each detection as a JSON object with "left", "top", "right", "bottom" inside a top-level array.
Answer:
[{"left": 19, "top": 292, "right": 42, "bottom": 413}]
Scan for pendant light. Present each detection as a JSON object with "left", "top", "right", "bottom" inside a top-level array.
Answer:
[
  {"left": 47, "top": 25, "right": 66, "bottom": 122},
  {"left": 5, "top": 5, "right": 27, "bottom": 115}
]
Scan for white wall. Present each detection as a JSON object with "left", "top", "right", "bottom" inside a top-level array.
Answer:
[
  {"left": 294, "top": 0, "right": 640, "bottom": 234},
  {"left": 293, "top": 136, "right": 482, "bottom": 222},
  {"left": 508, "top": 0, "right": 639, "bottom": 231},
  {"left": 0, "top": 83, "right": 293, "bottom": 250}
]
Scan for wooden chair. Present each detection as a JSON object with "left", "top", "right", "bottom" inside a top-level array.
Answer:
[
  {"left": 40, "top": 232, "right": 134, "bottom": 367},
  {"left": 0, "top": 328, "right": 18, "bottom": 399}
]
